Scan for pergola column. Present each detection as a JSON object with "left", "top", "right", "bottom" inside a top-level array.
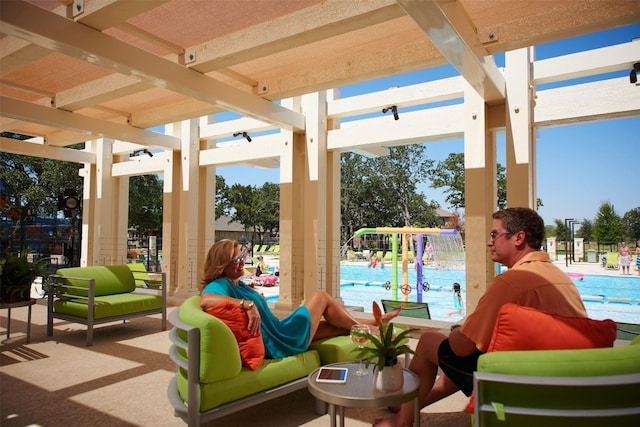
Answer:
[
  {"left": 505, "top": 48, "right": 536, "bottom": 209},
  {"left": 164, "top": 119, "right": 206, "bottom": 298},
  {"left": 81, "top": 137, "right": 128, "bottom": 266},
  {"left": 463, "top": 85, "right": 497, "bottom": 311}
]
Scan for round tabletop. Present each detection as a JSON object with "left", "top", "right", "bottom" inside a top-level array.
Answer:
[{"left": 307, "top": 361, "right": 420, "bottom": 408}]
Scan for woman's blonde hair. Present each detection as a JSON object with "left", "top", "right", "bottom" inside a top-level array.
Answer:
[{"left": 199, "top": 239, "right": 238, "bottom": 293}]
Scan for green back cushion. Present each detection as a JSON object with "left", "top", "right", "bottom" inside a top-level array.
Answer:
[
  {"left": 126, "top": 262, "right": 150, "bottom": 287},
  {"left": 178, "top": 295, "right": 242, "bottom": 383},
  {"left": 56, "top": 265, "right": 135, "bottom": 296}
]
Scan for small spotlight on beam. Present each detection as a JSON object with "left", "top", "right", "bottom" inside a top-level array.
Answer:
[
  {"left": 630, "top": 62, "right": 640, "bottom": 85},
  {"left": 382, "top": 105, "right": 399, "bottom": 120},
  {"left": 233, "top": 131, "right": 252, "bottom": 142}
]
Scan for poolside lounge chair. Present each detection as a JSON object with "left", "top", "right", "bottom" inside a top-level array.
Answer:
[
  {"left": 381, "top": 299, "right": 431, "bottom": 320},
  {"left": 605, "top": 252, "right": 619, "bottom": 270},
  {"left": 617, "top": 321, "right": 640, "bottom": 340},
  {"left": 382, "top": 251, "right": 394, "bottom": 262}
]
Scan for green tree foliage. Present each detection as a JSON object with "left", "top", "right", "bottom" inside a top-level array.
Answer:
[
  {"left": 340, "top": 146, "right": 441, "bottom": 243},
  {"left": 128, "top": 175, "right": 163, "bottom": 235},
  {"left": 554, "top": 219, "right": 568, "bottom": 241},
  {"left": 427, "top": 153, "right": 507, "bottom": 209},
  {"left": 593, "top": 202, "right": 623, "bottom": 243},
  {"left": 1, "top": 152, "right": 83, "bottom": 253},
  {"left": 223, "top": 182, "right": 280, "bottom": 242},
  {"left": 0, "top": 151, "right": 83, "bottom": 218},
  {"left": 250, "top": 182, "right": 279, "bottom": 241},
  {"left": 621, "top": 207, "right": 640, "bottom": 243},
  {"left": 215, "top": 175, "right": 230, "bottom": 219},
  {"left": 577, "top": 218, "right": 593, "bottom": 242}
]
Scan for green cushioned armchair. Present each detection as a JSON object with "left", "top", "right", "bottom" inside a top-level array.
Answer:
[{"left": 473, "top": 336, "right": 640, "bottom": 426}]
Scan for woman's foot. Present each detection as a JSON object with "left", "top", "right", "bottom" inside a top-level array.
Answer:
[{"left": 381, "top": 306, "right": 402, "bottom": 322}]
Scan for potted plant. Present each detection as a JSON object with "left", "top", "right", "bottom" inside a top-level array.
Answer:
[
  {"left": 353, "top": 301, "right": 417, "bottom": 392},
  {"left": 0, "top": 251, "right": 47, "bottom": 303}
]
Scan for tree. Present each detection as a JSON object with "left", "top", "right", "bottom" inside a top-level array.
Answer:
[
  {"left": 340, "top": 146, "right": 440, "bottom": 244},
  {"left": 593, "top": 202, "right": 623, "bottom": 244},
  {"left": 621, "top": 207, "right": 640, "bottom": 243},
  {"left": 577, "top": 218, "right": 593, "bottom": 243},
  {"left": 215, "top": 175, "right": 230, "bottom": 219},
  {"left": 1, "top": 151, "right": 83, "bottom": 254},
  {"left": 554, "top": 219, "right": 569, "bottom": 241},
  {"left": 128, "top": 175, "right": 163, "bottom": 235},
  {"left": 426, "top": 153, "right": 507, "bottom": 210},
  {"left": 251, "top": 182, "right": 279, "bottom": 242}
]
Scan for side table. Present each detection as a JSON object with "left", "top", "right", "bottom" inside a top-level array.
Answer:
[
  {"left": 0, "top": 299, "right": 36, "bottom": 343},
  {"left": 307, "top": 362, "right": 420, "bottom": 427}
]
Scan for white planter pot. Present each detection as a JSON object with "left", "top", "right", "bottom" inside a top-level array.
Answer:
[{"left": 374, "top": 363, "right": 404, "bottom": 392}]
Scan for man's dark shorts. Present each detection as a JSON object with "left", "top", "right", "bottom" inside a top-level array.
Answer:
[{"left": 437, "top": 338, "right": 483, "bottom": 396}]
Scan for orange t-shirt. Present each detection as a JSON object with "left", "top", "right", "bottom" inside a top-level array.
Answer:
[{"left": 460, "top": 251, "right": 587, "bottom": 353}]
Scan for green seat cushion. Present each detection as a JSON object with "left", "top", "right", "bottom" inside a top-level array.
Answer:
[
  {"left": 56, "top": 265, "right": 135, "bottom": 296},
  {"left": 177, "top": 350, "right": 320, "bottom": 411},
  {"left": 310, "top": 335, "right": 360, "bottom": 364},
  {"left": 478, "top": 336, "right": 640, "bottom": 377},
  {"left": 54, "top": 293, "right": 162, "bottom": 319}
]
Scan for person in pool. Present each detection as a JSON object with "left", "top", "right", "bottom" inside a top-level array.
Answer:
[
  {"left": 446, "top": 282, "right": 464, "bottom": 317},
  {"left": 198, "top": 239, "right": 402, "bottom": 359},
  {"left": 374, "top": 207, "right": 587, "bottom": 427}
]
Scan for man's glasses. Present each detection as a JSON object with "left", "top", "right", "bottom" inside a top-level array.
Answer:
[
  {"left": 231, "top": 255, "right": 244, "bottom": 264},
  {"left": 489, "top": 231, "right": 511, "bottom": 242}
]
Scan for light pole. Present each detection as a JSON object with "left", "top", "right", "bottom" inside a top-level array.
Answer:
[
  {"left": 569, "top": 220, "right": 580, "bottom": 262},
  {"left": 564, "top": 218, "right": 574, "bottom": 267}
]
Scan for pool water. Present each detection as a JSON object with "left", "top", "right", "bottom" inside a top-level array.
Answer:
[
  {"left": 267, "top": 265, "right": 640, "bottom": 323},
  {"left": 336, "top": 265, "right": 640, "bottom": 323}
]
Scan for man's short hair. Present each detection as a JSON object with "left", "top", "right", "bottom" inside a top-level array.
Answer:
[{"left": 492, "top": 207, "right": 545, "bottom": 249}]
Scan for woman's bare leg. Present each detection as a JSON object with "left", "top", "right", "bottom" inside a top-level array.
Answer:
[{"left": 304, "top": 290, "right": 402, "bottom": 340}]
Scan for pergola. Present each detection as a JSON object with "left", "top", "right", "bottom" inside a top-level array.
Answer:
[{"left": 1, "top": 0, "right": 639, "bottom": 311}]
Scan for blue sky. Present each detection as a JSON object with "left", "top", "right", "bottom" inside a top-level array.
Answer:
[{"left": 215, "top": 24, "right": 640, "bottom": 228}]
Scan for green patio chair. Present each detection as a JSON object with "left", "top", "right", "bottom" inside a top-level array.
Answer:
[
  {"left": 605, "top": 252, "right": 619, "bottom": 270},
  {"left": 381, "top": 299, "right": 431, "bottom": 320}
]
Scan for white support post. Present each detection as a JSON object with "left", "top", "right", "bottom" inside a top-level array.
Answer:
[{"left": 505, "top": 48, "right": 536, "bottom": 209}]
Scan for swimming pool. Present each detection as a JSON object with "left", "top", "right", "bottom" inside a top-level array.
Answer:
[
  {"left": 336, "top": 264, "right": 640, "bottom": 323},
  {"left": 267, "top": 265, "right": 640, "bottom": 323}
]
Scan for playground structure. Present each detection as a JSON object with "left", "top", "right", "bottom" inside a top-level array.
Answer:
[{"left": 352, "top": 227, "right": 464, "bottom": 303}]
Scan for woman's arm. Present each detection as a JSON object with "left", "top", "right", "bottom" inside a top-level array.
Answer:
[{"left": 200, "top": 293, "right": 243, "bottom": 310}]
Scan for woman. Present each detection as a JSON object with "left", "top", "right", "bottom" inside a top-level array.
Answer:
[
  {"left": 255, "top": 255, "right": 270, "bottom": 277},
  {"left": 199, "top": 239, "right": 401, "bottom": 359}
]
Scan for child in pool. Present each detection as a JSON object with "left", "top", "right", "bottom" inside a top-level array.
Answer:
[{"left": 446, "top": 282, "right": 464, "bottom": 317}]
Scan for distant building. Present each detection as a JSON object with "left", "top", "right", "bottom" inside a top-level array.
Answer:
[{"left": 215, "top": 215, "right": 245, "bottom": 242}]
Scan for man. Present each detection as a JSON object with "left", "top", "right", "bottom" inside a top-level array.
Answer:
[
  {"left": 619, "top": 241, "right": 632, "bottom": 275},
  {"left": 374, "top": 207, "right": 587, "bottom": 427}
]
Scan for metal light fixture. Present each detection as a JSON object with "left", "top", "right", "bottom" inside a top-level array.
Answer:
[
  {"left": 382, "top": 105, "right": 399, "bottom": 120},
  {"left": 233, "top": 131, "right": 252, "bottom": 142},
  {"left": 630, "top": 62, "right": 640, "bottom": 84}
]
